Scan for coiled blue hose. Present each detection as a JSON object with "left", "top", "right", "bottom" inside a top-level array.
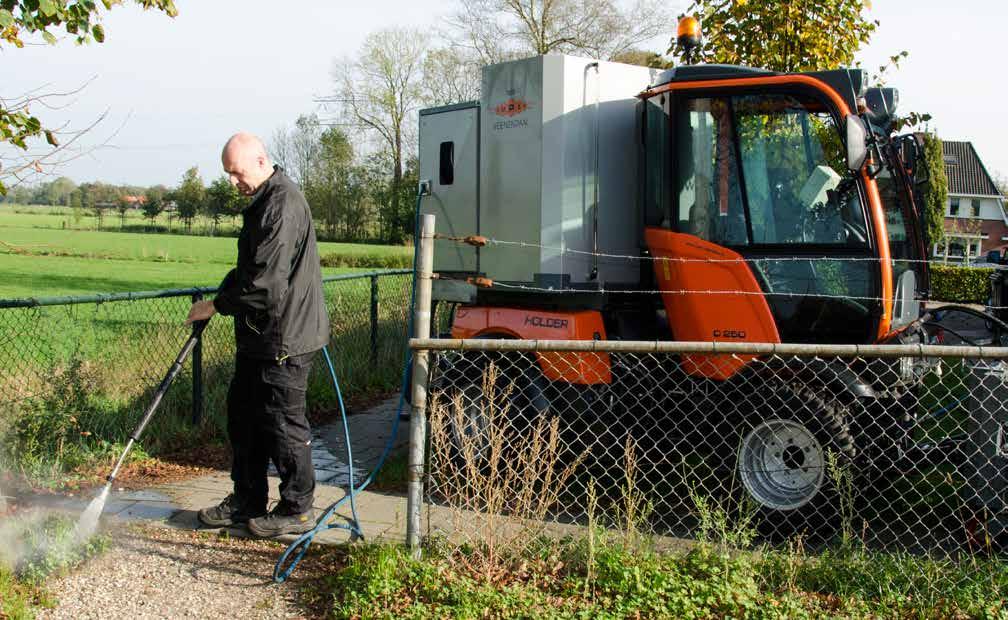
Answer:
[{"left": 272, "top": 190, "right": 423, "bottom": 583}]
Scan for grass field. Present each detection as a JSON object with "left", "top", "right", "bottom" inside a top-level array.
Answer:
[
  {"left": 0, "top": 208, "right": 414, "bottom": 488},
  {"left": 0, "top": 212, "right": 411, "bottom": 298},
  {"left": 0, "top": 202, "right": 242, "bottom": 235}
]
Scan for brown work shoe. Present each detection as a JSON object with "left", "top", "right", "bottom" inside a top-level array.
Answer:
[
  {"left": 247, "top": 502, "right": 315, "bottom": 537},
  {"left": 197, "top": 493, "right": 266, "bottom": 527}
]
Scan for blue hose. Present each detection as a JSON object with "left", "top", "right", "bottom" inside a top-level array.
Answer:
[{"left": 272, "top": 190, "right": 424, "bottom": 583}]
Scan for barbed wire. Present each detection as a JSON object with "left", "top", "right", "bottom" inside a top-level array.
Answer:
[
  {"left": 434, "top": 233, "right": 994, "bottom": 267},
  {"left": 435, "top": 274, "right": 1008, "bottom": 310},
  {"left": 489, "top": 281, "right": 1008, "bottom": 309}
]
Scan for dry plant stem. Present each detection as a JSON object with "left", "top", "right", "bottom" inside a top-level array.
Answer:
[
  {"left": 826, "top": 449, "right": 856, "bottom": 550},
  {"left": 585, "top": 476, "right": 598, "bottom": 596},
  {"left": 429, "top": 362, "right": 587, "bottom": 579}
]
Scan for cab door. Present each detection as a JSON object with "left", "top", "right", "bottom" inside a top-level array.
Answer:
[{"left": 644, "top": 87, "right": 887, "bottom": 356}]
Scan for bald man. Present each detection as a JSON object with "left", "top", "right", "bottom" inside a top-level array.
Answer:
[{"left": 187, "top": 132, "right": 329, "bottom": 537}]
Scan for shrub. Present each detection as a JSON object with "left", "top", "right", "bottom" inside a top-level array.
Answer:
[
  {"left": 919, "top": 133, "right": 948, "bottom": 247},
  {"left": 319, "top": 251, "right": 411, "bottom": 269},
  {"left": 929, "top": 264, "right": 993, "bottom": 303}
]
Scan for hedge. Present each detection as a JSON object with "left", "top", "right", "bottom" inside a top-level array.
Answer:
[
  {"left": 929, "top": 264, "right": 994, "bottom": 304},
  {"left": 319, "top": 251, "right": 412, "bottom": 269}
]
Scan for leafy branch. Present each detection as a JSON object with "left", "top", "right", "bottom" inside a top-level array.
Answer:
[{"left": 0, "top": 0, "right": 177, "bottom": 194}]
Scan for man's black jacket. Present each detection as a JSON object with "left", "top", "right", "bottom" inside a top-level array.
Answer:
[{"left": 213, "top": 167, "right": 329, "bottom": 360}]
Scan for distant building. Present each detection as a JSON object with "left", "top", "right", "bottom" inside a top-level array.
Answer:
[
  {"left": 933, "top": 140, "right": 1007, "bottom": 262},
  {"left": 121, "top": 195, "right": 146, "bottom": 208}
]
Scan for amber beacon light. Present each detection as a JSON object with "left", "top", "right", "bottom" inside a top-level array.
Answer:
[{"left": 676, "top": 15, "right": 702, "bottom": 62}]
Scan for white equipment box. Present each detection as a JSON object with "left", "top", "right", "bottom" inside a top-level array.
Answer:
[{"left": 419, "top": 54, "right": 658, "bottom": 289}]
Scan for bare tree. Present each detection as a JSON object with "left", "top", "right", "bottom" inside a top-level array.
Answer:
[
  {"left": 329, "top": 28, "right": 429, "bottom": 243},
  {"left": 423, "top": 47, "right": 482, "bottom": 106},
  {"left": 0, "top": 0, "right": 176, "bottom": 195},
  {"left": 0, "top": 78, "right": 117, "bottom": 193},
  {"left": 268, "top": 114, "right": 325, "bottom": 190},
  {"left": 449, "top": 0, "right": 672, "bottom": 63},
  {"left": 268, "top": 125, "right": 293, "bottom": 175},
  {"left": 291, "top": 115, "right": 323, "bottom": 190}
]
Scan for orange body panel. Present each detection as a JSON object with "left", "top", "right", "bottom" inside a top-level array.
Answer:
[
  {"left": 640, "top": 74, "right": 894, "bottom": 339},
  {"left": 644, "top": 228, "right": 780, "bottom": 380},
  {"left": 451, "top": 307, "right": 612, "bottom": 385}
]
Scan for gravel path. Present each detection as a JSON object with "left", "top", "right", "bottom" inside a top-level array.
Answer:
[
  {"left": 37, "top": 525, "right": 316, "bottom": 619},
  {"left": 25, "top": 398, "right": 406, "bottom": 619}
]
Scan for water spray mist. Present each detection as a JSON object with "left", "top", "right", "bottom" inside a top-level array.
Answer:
[{"left": 74, "top": 319, "right": 209, "bottom": 538}]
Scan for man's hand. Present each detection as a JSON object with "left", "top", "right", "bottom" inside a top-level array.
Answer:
[{"left": 186, "top": 300, "right": 217, "bottom": 325}]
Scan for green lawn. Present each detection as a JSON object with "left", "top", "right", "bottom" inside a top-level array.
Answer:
[
  {"left": 0, "top": 208, "right": 414, "bottom": 490},
  {"left": 0, "top": 217, "right": 411, "bottom": 298},
  {"left": 0, "top": 203, "right": 241, "bottom": 234},
  {"left": 0, "top": 225, "right": 410, "bottom": 265},
  {"left": 0, "top": 252, "right": 364, "bottom": 298}
]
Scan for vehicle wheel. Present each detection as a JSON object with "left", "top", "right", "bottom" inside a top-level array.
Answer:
[
  {"left": 436, "top": 353, "right": 551, "bottom": 471},
  {"left": 733, "top": 382, "right": 857, "bottom": 542}
]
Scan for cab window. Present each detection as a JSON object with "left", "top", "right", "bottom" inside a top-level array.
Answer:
[
  {"left": 675, "top": 97, "right": 747, "bottom": 246},
  {"left": 674, "top": 92, "right": 869, "bottom": 248}
]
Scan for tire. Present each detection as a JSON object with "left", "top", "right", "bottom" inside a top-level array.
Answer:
[
  {"left": 438, "top": 352, "right": 551, "bottom": 470},
  {"left": 732, "top": 381, "right": 857, "bottom": 542}
]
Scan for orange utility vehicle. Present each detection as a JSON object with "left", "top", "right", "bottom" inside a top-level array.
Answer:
[{"left": 418, "top": 18, "right": 941, "bottom": 533}]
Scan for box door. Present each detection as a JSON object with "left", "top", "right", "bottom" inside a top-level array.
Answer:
[{"left": 419, "top": 105, "right": 479, "bottom": 273}]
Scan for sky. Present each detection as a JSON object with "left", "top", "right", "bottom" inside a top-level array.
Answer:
[{"left": 0, "top": 0, "right": 1005, "bottom": 188}]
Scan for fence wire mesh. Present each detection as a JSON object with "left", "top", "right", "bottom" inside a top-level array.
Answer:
[
  {"left": 418, "top": 340, "right": 1008, "bottom": 595},
  {"left": 0, "top": 271, "right": 411, "bottom": 476}
]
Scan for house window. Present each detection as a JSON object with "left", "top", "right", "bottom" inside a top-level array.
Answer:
[
  {"left": 936, "top": 235, "right": 985, "bottom": 263},
  {"left": 949, "top": 198, "right": 959, "bottom": 216},
  {"left": 971, "top": 200, "right": 981, "bottom": 218},
  {"left": 944, "top": 155, "right": 959, "bottom": 165}
]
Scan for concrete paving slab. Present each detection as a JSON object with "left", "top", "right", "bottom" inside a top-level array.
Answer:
[
  {"left": 114, "top": 502, "right": 181, "bottom": 521},
  {"left": 117, "top": 489, "right": 173, "bottom": 502},
  {"left": 12, "top": 396, "right": 413, "bottom": 549},
  {"left": 95, "top": 499, "right": 138, "bottom": 516}
]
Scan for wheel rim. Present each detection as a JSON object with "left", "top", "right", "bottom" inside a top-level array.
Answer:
[
  {"left": 739, "top": 418, "right": 825, "bottom": 511},
  {"left": 449, "top": 384, "right": 491, "bottom": 462}
]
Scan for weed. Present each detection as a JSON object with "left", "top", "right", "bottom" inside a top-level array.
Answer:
[
  {"left": 252, "top": 597, "right": 273, "bottom": 611},
  {"left": 6, "top": 513, "right": 110, "bottom": 584},
  {"left": 302, "top": 533, "right": 1008, "bottom": 620},
  {"left": 584, "top": 476, "right": 598, "bottom": 595},
  {"left": 826, "top": 449, "right": 858, "bottom": 550},
  {"left": 612, "top": 437, "right": 653, "bottom": 550},
  {"left": 0, "top": 564, "right": 49, "bottom": 620},
  {"left": 370, "top": 449, "right": 409, "bottom": 492},
  {"left": 689, "top": 481, "right": 757, "bottom": 552},
  {"left": 427, "top": 363, "right": 587, "bottom": 577},
  {"left": 0, "top": 511, "right": 109, "bottom": 619}
]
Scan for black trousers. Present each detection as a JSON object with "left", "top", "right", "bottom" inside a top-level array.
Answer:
[{"left": 227, "top": 352, "right": 315, "bottom": 513}]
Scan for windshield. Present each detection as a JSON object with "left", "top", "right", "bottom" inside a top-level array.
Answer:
[
  {"left": 668, "top": 91, "right": 877, "bottom": 343},
  {"left": 675, "top": 93, "right": 868, "bottom": 247}
]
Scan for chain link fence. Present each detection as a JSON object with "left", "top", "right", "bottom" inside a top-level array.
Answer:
[
  {"left": 0, "top": 270, "right": 411, "bottom": 478},
  {"left": 412, "top": 337, "right": 1008, "bottom": 593}
]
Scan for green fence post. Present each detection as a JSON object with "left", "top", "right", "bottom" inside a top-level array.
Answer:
[
  {"left": 191, "top": 292, "right": 204, "bottom": 426},
  {"left": 370, "top": 275, "right": 379, "bottom": 364}
]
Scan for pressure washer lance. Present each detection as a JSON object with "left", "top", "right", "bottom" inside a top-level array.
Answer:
[{"left": 74, "top": 318, "right": 210, "bottom": 541}]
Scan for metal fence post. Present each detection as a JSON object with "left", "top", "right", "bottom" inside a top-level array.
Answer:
[
  {"left": 370, "top": 274, "right": 379, "bottom": 364},
  {"left": 190, "top": 292, "right": 204, "bottom": 426},
  {"left": 406, "top": 213, "right": 435, "bottom": 556}
]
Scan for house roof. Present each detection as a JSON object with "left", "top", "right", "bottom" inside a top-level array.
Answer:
[{"left": 942, "top": 140, "right": 1002, "bottom": 198}]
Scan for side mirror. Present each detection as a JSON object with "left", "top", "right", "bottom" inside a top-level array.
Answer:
[
  {"left": 892, "top": 269, "right": 918, "bottom": 330},
  {"left": 911, "top": 133, "right": 929, "bottom": 185},
  {"left": 846, "top": 114, "right": 868, "bottom": 173},
  {"left": 899, "top": 135, "right": 918, "bottom": 175}
]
